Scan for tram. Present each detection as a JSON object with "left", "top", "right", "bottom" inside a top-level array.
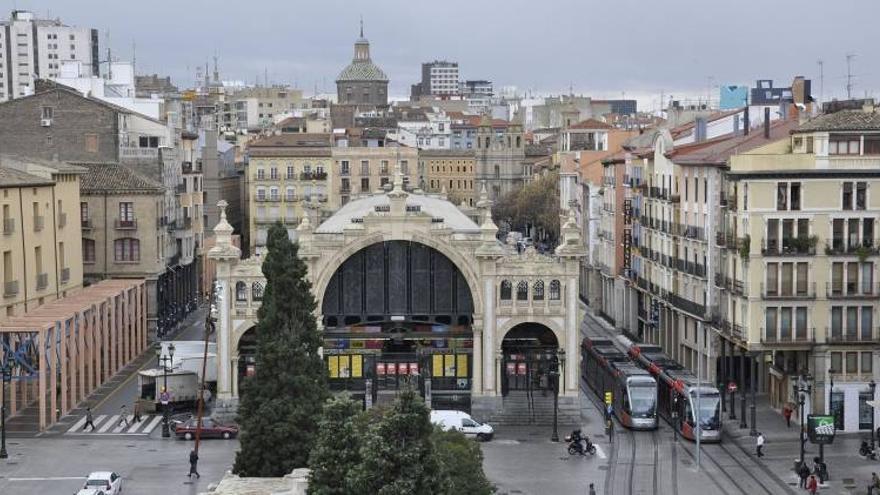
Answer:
[
  {"left": 620, "top": 337, "right": 723, "bottom": 443},
  {"left": 581, "top": 337, "right": 658, "bottom": 430}
]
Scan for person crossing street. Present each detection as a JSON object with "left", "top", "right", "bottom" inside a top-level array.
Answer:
[
  {"left": 118, "top": 404, "right": 129, "bottom": 428},
  {"left": 132, "top": 400, "right": 142, "bottom": 423},
  {"left": 82, "top": 407, "right": 96, "bottom": 432},
  {"left": 188, "top": 449, "right": 200, "bottom": 479},
  {"left": 755, "top": 432, "right": 765, "bottom": 458}
]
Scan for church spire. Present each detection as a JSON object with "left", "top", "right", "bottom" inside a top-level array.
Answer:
[{"left": 359, "top": 15, "right": 364, "bottom": 38}]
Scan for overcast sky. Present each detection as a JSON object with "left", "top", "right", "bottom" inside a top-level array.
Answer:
[{"left": 14, "top": 0, "right": 879, "bottom": 110}]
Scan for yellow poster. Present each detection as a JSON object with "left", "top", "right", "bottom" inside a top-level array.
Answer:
[
  {"left": 352, "top": 355, "right": 363, "bottom": 378},
  {"left": 339, "top": 356, "right": 351, "bottom": 378},
  {"left": 456, "top": 354, "right": 468, "bottom": 377},
  {"left": 328, "top": 356, "right": 339, "bottom": 378},
  {"left": 444, "top": 354, "right": 455, "bottom": 377},
  {"left": 433, "top": 355, "right": 443, "bottom": 377}
]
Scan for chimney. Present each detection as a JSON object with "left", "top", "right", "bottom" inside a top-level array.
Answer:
[
  {"left": 764, "top": 107, "right": 770, "bottom": 139},
  {"left": 743, "top": 106, "right": 750, "bottom": 135}
]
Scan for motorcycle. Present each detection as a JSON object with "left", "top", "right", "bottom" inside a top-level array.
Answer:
[
  {"left": 860, "top": 440, "right": 877, "bottom": 460},
  {"left": 565, "top": 430, "right": 596, "bottom": 456}
]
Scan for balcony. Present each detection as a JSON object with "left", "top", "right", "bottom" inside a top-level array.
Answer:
[
  {"left": 715, "top": 231, "right": 737, "bottom": 247},
  {"left": 666, "top": 293, "right": 706, "bottom": 318},
  {"left": 825, "top": 240, "right": 880, "bottom": 257},
  {"left": 304, "top": 194, "right": 328, "bottom": 203},
  {"left": 57, "top": 212, "right": 66, "bottom": 228},
  {"left": 761, "top": 237, "right": 817, "bottom": 256},
  {"left": 115, "top": 218, "right": 138, "bottom": 230},
  {"left": 826, "top": 326, "right": 877, "bottom": 344},
  {"left": 183, "top": 217, "right": 193, "bottom": 229},
  {"left": 182, "top": 161, "right": 200, "bottom": 174},
  {"left": 670, "top": 194, "right": 681, "bottom": 203},
  {"left": 714, "top": 318, "right": 746, "bottom": 341},
  {"left": 761, "top": 328, "right": 814, "bottom": 346},
  {"left": 826, "top": 282, "right": 880, "bottom": 299},
  {"left": 3, "top": 280, "right": 18, "bottom": 298},
  {"left": 300, "top": 171, "right": 328, "bottom": 181},
  {"left": 36, "top": 273, "right": 48, "bottom": 290},
  {"left": 3, "top": 218, "right": 14, "bottom": 235},
  {"left": 285, "top": 194, "right": 300, "bottom": 202},
  {"left": 60, "top": 267, "right": 70, "bottom": 283},
  {"left": 761, "top": 281, "right": 816, "bottom": 300},
  {"left": 34, "top": 215, "right": 44, "bottom": 232},
  {"left": 81, "top": 218, "right": 93, "bottom": 230},
  {"left": 119, "top": 146, "right": 159, "bottom": 160},
  {"left": 340, "top": 168, "right": 351, "bottom": 177},
  {"left": 176, "top": 183, "right": 187, "bottom": 194}
]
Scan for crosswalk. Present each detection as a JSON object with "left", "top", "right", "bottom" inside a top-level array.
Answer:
[{"left": 65, "top": 414, "right": 165, "bottom": 436}]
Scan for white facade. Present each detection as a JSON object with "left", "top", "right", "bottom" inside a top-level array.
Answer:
[
  {"left": 52, "top": 61, "right": 162, "bottom": 119},
  {"left": 0, "top": 10, "right": 97, "bottom": 101},
  {"left": 427, "top": 62, "right": 459, "bottom": 96},
  {"left": 391, "top": 111, "right": 453, "bottom": 150}
]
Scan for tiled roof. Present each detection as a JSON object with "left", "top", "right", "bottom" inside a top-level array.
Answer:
[
  {"left": 77, "top": 162, "right": 164, "bottom": 193},
  {"left": 793, "top": 110, "right": 880, "bottom": 133},
  {"left": 248, "top": 133, "right": 332, "bottom": 148},
  {"left": 337, "top": 60, "right": 388, "bottom": 82},
  {"left": 666, "top": 119, "right": 798, "bottom": 166},
  {"left": 568, "top": 118, "right": 612, "bottom": 130},
  {"left": 0, "top": 154, "right": 87, "bottom": 175},
  {"left": 0, "top": 166, "right": 54, "bottom": 187}
]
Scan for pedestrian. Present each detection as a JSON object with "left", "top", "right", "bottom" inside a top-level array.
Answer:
[
  {"left": 118, "top": 404, "right": 129, "bottom": 427},
  {"left": 782, "top": 404, "right": 792, "bottom": 428},
  {"left": 588, "top": 482, "right": 596, "bottom": 495},
  {"left": 869, "top": 472, "right": 880, "bottom": 495},
  {"left": 132, "top": 400, "right": 142, "bottom": 423},
  {"left": 755, "top": 432, "right": 765, "bottom": 458},
  {"left": 82, "top": 407, "right": 96, "bottom": 432},
  {"left": 188, "top": 449, "right": 200, "bottom": 479},
  {"left": 806, "top": 474, "right": 818, "bottom": 495},
  {"left": 798, "top": 461, "right": 810, "bottom": 489}
]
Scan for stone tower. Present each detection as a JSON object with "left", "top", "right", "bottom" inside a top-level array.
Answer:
[{"left": 335, "top": 21, "right": 389, "bottom": 107}]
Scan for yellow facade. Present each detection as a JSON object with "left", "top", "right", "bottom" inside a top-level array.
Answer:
[
  {"left": 421, "top": 150, "right": 477, "bottom": 206},
  {"left": 333, "top": 146, "right": 420, "bottom": 207}
]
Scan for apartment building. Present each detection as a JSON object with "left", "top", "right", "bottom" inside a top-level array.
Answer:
[
  {"left": 246, "top": 133, "right": 333, "bottom": 253},
  {"left": 332, "top": 143, "right": 419, "bottom": 207},
  {"left": 0, "top": 156, "right": 85, "bottom": 321},
  {"left": 714, "top": 105, "right": 880, "bottom": 432},
  {"left": 0, "top": 10, "right": 99, "bottom": 101},
  {"left": 421, "top": 149, "right": 477, "bottom": 206}
]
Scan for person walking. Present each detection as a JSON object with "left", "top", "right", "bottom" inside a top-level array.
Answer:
[
  {"left": 118, "top": 404, "right": 129, "bottom": 428},
  {"left": 188, "top": 449, "right": 200, "bottom": 479},
  {"left": 869, "top": 472, "right": 880, "bottom": 495},
  {"left": 755, "top": 432, "right": 765, "bottom": 458},
  {"left": 806, "top": 474, "right": 818, "bottom": 495},
  {"left": 132, "top": 400, "right": 142, "bottom": 423},
  {"left": 82, "top": 407, "right": 96, "bottom": 432},
  {"left": 588, "top": 483, "right": 596, "bottom": 495},
  {"left": 782, "top": 404, "right": 792, "bottom": 428},
  {"left": 797, "top": 461, "right": 810, "bottom": 489}
]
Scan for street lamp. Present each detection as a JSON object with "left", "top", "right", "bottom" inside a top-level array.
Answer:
[
  {"left": 870, "top": 379, "right": 877, "bottom": 450},
  {"left": 0, "top": 361, "right": 11, "bottom": 459},
  {"left": 749, "top": 352, "right": 758, "bottom": 437},
  {"left": 157, "top": 342, "right": 175, "bottom": 438},
  {"left": 549, "top": 350, "right": 560, "bottom": 442},
  {"left": 792, "top": 373, "right": 812, "bottom": 469}
]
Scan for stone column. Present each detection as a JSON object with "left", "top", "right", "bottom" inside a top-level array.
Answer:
[
  {"left": 472, "top": 323, "right": 483, "bottom": 394},
  {"left": 565, "top": 276, "right": 579, "bottom": 395},
  {"left": 216, "top": 277, "right": 232, "bottom": 399},
  {"left": 483, "top": 277, "right": 496, "bottom": 394}
]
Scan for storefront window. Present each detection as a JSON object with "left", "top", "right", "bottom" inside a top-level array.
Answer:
[
  {"left": 831, "top": 391, "right": 845, "bottom": 430},
  {"left": 859, "top": 391, "right": 874, "bottom": 430}
]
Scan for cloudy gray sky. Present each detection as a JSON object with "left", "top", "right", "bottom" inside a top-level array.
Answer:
[{"left": 15, "top": 0, "right": 879, "bottom": 110}]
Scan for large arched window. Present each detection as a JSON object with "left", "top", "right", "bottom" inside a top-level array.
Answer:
[
  {"left": 516, "top": 281, "right": 529, "bottom": 301},
  {"left": 533, "top": 280, "right": 545, "bottom": 300},
  {"left": 252, "top": 282, "right": 264, "bottom": 301},
  {"left": 500, "top": 280, "right": 512, "bottom": 300},
  {"left": 549, "top": 280, "right": 561, "bottom": 300},
  {"left": 235, "top": 281, "right": 248, "bottom": 302}
]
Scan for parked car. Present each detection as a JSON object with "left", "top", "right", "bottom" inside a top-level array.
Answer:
[
  {"left": 81, "top": 471, "right": 122, "bottom": 495},
  {"left": 175, "top": 417, "right": 238, "bottom": 440},
  {"left": 430, "top": 410, "right": 494, "bottom": 441},
  {"left": 75, "top": 490, "right": 106, "bottom": 495}
]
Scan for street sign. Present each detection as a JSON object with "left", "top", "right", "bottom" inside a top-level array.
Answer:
[
  {"left": 605, "top": 392, "right": 612, "bottom": 405},
  {"left": 807, "top": 415, "right": 836, "bottom": 445},
  {"left": 727, "top": 382, "right": 738, "bottom": 393}
]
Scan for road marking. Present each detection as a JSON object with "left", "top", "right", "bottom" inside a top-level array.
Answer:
[
  {"left": 143, "top": 415, "right": 163, "bottom": 434},
  {"left": 112, "top": 414, "right": 135, "bottom": 433},
  {"left": 126, "top": 417, "right": 148, "bottom": 433},
  {"left": 98, "top": 415, "right": 119, "bottom": 433},
  {"left": 594, "top": 445, "right": 608, "bottom": 459},
  {"left": 8, "top": 476, "right": 87, "bottom": 481},
  {"left": 66, "top": 416, "right": 88, "bottom": 433}
]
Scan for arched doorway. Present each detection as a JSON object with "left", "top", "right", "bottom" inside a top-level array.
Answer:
[
  {"left": 320, "top": 240, "right": 475, "bottom": 410},
  {"left": 237, "top": 326, "right": 257, "bottom": 386},
  {"left": 501, "top": 323, "right": 559, "bottom": 396}
]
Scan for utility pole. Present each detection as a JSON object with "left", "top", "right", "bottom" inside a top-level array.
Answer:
[
  {"left": 846, "top": 53, "right": 856, "bottom": 100},
  {"left": 817, "top": 59, "right": 824, "bottom": 107}
]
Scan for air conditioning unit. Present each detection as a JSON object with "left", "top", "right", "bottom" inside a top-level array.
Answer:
[{"left": 40, "top": 118, "right": 52, "bottom": 127}]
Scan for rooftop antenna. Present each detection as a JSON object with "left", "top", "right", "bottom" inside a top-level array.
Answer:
[
  {"left": 213, "top": 53, "right": 219, "bottom": 84},
  {"left": 132, "top": 40, "right": 136, "bottom": 75},
  {"left": 846, "top": 52, "right": 856, "bottom": 100},
  {"left": 817, "top": 59, "right": 824, "bottom": 107},
  {"left": 360, "top": 15, "right": 364, "bottom": 38}
]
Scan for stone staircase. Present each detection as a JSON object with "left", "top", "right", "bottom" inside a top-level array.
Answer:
[{"left": 486, "top": 391, "right": 580, "bottom": 426}]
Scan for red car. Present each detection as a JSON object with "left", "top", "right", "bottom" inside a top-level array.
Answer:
[{"left": 175, "top": 417, "right": 238, "bottom": 440}]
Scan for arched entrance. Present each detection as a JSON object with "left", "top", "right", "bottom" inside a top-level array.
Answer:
[
  {"left": 320, "top": 240, "right": 475, "bottom": 410},
  {"left": 237, "top": 326, "right": 257, "bottom": 386},
  {"left": 501, "top": 322, "right": 559, "bottom": 396}
]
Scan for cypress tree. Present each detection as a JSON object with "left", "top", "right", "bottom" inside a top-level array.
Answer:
[
  {"left": 307, "top": 394, "right": 363, "bottom": 494},
  {"left": 233, "top": 222, "right": 328, "bottom": 477}
]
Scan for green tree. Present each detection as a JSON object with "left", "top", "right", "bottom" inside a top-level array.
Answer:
[
  {"left": 233, "top": 222, "right": 328, "bottom": 477},
  {"left": 433, "top": 429, "right": 494, "bottom": 495},
  {"left": 307, "top": 394, "right": 363, "bottom": 495},
  {"left": 492, "top": 171, "right": 560, "bottom": 245},
  {"left": 353, "top": 386, "right": 444, "bottom": 494}
]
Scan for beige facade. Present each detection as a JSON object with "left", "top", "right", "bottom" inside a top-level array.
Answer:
[
  {"left": 0, "top": 157, "right": 86, "bottom": 322},
  {"left": 332, "top": 145, "right": 420, "bottom": 208},
  {"left": 246, "top": 134, "right": 333, "bottom": 253},
  {"left": 421, "top": 150, "right": 477, "bottom": 206}
]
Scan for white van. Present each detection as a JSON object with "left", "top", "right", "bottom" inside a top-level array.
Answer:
[{"left": 430, "top": 410, "right": 494, "bottom": 441}]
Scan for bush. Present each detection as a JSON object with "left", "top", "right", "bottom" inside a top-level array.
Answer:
[{"left": 433, "top": 428, "right": 495, "bottom": 495}]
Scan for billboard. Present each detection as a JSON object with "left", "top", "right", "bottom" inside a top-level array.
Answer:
[{"left": 807, "top": 415, "right": 836, "bottom": 445}]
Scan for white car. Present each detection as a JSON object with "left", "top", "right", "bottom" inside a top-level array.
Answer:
[
  {"left": 75, "top": 490, "right": 106, "bottom": 495},
  {"left": 82, "top": 471, "right": 122, "bottom": 495},
  {"left": 430, "top": 410, "right": 494, "bottom": 441}
]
